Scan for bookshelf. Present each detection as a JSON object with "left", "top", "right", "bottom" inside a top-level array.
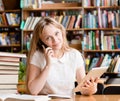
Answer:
[
  {"left": 21, "top": 0, "right": 120, "bottom": 73},
  {"left": 0, "top": 0, "right": 21, "bottom": 53},
  {"left": 83, "top": 0, "right": 120, "bottom": 75},
  {"left": 21, "top": 1, "right": 83, "bottom": 53}
]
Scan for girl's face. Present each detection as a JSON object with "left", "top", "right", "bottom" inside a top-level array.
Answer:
[{"left": 40, "top": 24, "right": 63, "bottom": 50}]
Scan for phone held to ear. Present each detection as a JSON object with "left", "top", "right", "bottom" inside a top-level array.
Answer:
[{"left": 37, "top": 40, "right": 48, "bottom": 49}]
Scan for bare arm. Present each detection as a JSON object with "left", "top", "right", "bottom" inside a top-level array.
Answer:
[
  {"left": 28, "top": 64, "right": 50, "bottom": 95},
  {"left": 76, "top": 66, "right": 86, "bottom": 83},
  {"left": 28, "top": 47, "right": 54, "bottom": 95}
]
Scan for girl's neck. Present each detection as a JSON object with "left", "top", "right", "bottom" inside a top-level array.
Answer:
[{"left": 54, "top": 50, "right": 64, "bottom": 58}]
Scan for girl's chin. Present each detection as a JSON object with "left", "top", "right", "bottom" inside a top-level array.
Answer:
[{"left": 52, "top": 46, "right": 62, "bottom": 50}]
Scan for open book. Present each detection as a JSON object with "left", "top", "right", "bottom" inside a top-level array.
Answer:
[
  {"left": 0, "top": 94, "right": 51, "bottom": 101},
  {"left": 48, "top": 94, "right": 72, "bottom": 99},
  {"left": 74, "top": 67, "right": 108, "bottom": 92}
]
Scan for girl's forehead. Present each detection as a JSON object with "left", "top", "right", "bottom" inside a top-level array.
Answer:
[
  {"left": 40, "top": 25, "right": 55, "bottom": 37},
  {"left": 44, "top": 24, "right": 56, "bottom": 30},
  {"left": 43, "top": 24, "right": 59, "bottom": 33}
]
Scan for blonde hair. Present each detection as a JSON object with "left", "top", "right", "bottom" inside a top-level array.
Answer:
[{"left": 26, "top": 17, "right": 70, "bottom": 93}]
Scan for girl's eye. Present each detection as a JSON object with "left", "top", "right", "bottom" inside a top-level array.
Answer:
[
  {"left": 46, "top": 37, "right": 52, "bottom": 41},
  {"left": 55, "top": 32, "right": 59, "bottom": 36}
]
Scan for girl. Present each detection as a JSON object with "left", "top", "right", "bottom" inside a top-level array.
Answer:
[{"left": 26, "top": 17, "right": 98, "bottom": 96}]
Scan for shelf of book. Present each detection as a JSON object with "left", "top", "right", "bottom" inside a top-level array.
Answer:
[
  {"left": 21, "top": 0, "right": 120, "bottom": 74},
  {"left": 84, "top": 49, "right": 120, "bottom": 53},
  {"left": 21, "top": 1, "right": 83, "bottom": 52},
  {"left": 23, "top": 28, "right": 84, "bottom": 32},
  {"left": 0, "top": 0, "right": 21, "bottom": 53},
  {"left": 84, "top": 6, "right": 120, "bottom": 10},
  {"left": 83, "top": 0, "right": 120, "bottom": 74},
  {"left": 83, "top": 28, "right": 120, "bottom": 31}
]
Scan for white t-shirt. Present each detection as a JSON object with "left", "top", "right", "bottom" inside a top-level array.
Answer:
[{"left": 30, "top": 48, "right": 84, "bottom": 96}]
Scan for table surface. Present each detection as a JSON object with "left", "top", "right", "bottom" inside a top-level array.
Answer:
[{"left": 50, "top": 95, "right": 120, "bottom": 101}]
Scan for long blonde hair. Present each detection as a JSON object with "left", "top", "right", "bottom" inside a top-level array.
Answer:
[{"left": 26, "top": 17, "right": 70, "bottom": 93}]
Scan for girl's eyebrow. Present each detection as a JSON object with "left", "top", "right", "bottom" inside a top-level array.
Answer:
[{"left": 55, "top": 30, "right": 60, "bottom": 33}]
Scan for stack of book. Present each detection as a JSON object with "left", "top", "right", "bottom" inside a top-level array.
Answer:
[{"left": 0, "top": 52, "right": 26, "bottom": 94}]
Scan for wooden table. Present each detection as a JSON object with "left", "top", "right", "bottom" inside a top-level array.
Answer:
[{"left": 50, "top": 95, "right": 120, "bottom": 101}]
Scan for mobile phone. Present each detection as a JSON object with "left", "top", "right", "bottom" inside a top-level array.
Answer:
[{"left": 37, "top": 40, "right": 48, "bottom": 49}]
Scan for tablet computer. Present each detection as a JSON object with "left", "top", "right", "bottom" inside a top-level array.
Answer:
[{"left": 74, "top": 67, "right": 108, "bottom": 92}]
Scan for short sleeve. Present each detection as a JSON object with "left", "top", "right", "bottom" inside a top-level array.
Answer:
[
  {"left": 30, "top": 51, "right": 46, "bottom": 70},
  {"left": 74, "top": 49, "right": 85, "bottom": 69}
]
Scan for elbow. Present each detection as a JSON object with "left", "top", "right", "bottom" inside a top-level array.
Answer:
[
  {"left": 28, "top": 83, "right": 41, "bottom": 95},
  {"left": 28, "top": 87, "right": 40, "bottom": 95},
  {"left": 30, "top": 91, "right": 39, "bottom": 96}
]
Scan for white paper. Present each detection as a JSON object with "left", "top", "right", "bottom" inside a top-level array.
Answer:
[{"left": 0, "top": 94, "right": 51, "bottom": 101}]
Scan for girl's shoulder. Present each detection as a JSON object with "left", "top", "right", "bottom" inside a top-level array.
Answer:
[
  {"left": 68, "top": 48, "right": 81, "bottom": 54},
  {"left": 66, "top": 48, "right": 82, "bottom": 57},
  {"left": 32, "top": 50, "right": 44, "bottom": 59},
  {"left": 34, "top": 50, "right": 43, "bottom": 55}
]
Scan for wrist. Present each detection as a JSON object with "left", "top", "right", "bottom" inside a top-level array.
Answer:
[{"left": 45, "top": 64, "right": 51, "bottom": 69}]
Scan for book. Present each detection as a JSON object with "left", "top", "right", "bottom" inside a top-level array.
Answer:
[
  {"left": 0, "top": 56, "right": 20, "bottom": 62},
  {"left": 0, "top": 84, "right": 17, "bottom": 89},
  {"left": 0, "top": 94, "right": 51, "bottom": 101},
  {"left": 0, "top": 89, "right": 17, "bottom": 94},
  {"left": 74, "top": 14, "right": 82, "bottom": 29},
  {"left": 27, "top": 17, "right": 35, "bottom": 30},
  {"left": 9, "top": 32, "right": 21, "bottom": 45},
  {"left": 95, "top": 30, "right": 100, "bottom": 50},
  {"left": 74, "top": 66, "right": 108, "bottom": 92},
  {"left": 0, "top": 70, "right": 18, "bottom": 74},
  {"left": 100, "top": 54, "right": 112, "bottom": 67},
  {"left": 64, "top": 15, "right": 71, "bottom": 28},
  {"left": 0, "top": 52, "right": 26, "bottom": 58},
  {"left": 107, "top": 57, "right": 116, "bottom": 73},
  {"left": 1, "top": 13, "right": 8, "bottom": 25},
  {"left": 67, "top": 15, "right": 76, "bottom": 29},
  {"left": 97, "top": 7, "right": 102, "bottom": 28},
  {"left": 95, "top": 55, "right": 104, "bottom": 67},
  {"left": 0, "top": 0, "right": 4, "bottom": 10},
  {"left": 107, "top": 55, "right": 119, "bottom": 73},
  {"left": 0, "top": 74, "right": 18, "bottom": 84},
  {"left": 20, "top": 20, "right": 25, "bottom": 29},
  {"left": 113, "top": 57, "right": 120, "bottom": 73},
  {"left": 0, "top": 61, "right": 19, "bottom": 66},
  {"left": 23, "top": 16, "right": 32, "bottom": 30},
  {"left": 48, "top": 94, "right": 71, "bottom": 99},
  {"left": 0, "top": 65, "right": 19, "bottom": 70},
  {"left": 31, "top": 17, "right": 41, "bottom": 30},
  {"left": 88, "top": 57, "right": 100, "bottom": 71}
]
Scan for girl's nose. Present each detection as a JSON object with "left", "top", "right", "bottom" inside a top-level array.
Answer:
[{"left": 52, "top": 36, "right": 58, "bottom": 43}]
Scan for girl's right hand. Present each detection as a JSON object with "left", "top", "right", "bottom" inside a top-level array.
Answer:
[{"left": 42, "top": 45, "right": 54, "bottom": 67}]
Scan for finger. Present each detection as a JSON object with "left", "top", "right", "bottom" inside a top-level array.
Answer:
[
  {"left": 47, "top": 49, "right": 54, "bottom": 57},
  {"left": 90, "top": 77, "right": 94, "bottom": 83},
  {"left": 42, "top": 45, "right": 46, "bottom": 51},
  {"left": 94, "top": 77, "right": 99, "bottom": 83},
  {"left": 84, "top": 83, "right": 90, "bottom": 88},
  {"left": 84, "top": 80, "right": 91, "bottom": 86},
  {"left": 45, "top": 48, "right": 54, "bottom": 57},
  {"left": 44, "top": 47, "right": 52, "bottom": 54}
]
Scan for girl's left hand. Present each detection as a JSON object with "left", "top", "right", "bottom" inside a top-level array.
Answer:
[{"left": 80, "top": 77, "right": 99, "bottom": 96}]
